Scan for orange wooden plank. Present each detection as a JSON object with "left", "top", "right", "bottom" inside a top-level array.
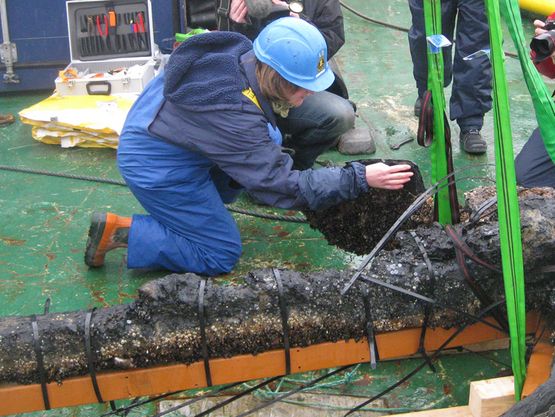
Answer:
[
  {"left": 522, "top": 341, "right": 554, "bottom": 398},
  {"left": 0, "top": 314, "right": 540, "bottom": 416}
]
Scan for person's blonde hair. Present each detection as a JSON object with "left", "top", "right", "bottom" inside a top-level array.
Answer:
[{"left": 256, "top": 60, "right": 299, "bottom": 103}]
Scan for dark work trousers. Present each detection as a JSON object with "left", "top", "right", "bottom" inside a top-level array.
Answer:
[
  {"left": 408, "top": 0, "right": 492, "bottom": 131},
  {"left": 277, "top": 91, "right": 355, "bottom": 171},
  {"left": 515, "top": 127, "right": 555, "bottom": 188}
]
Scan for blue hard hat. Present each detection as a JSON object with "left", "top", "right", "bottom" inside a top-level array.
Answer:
[{"left": 253, "top": 17, "right": 335, "bottom": 92}]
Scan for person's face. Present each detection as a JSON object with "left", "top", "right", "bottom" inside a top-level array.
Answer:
[{"left": 287, "top": 88, "right": 314, "bottom": 107}]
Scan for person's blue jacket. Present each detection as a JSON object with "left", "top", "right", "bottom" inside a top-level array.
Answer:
[{"left": 122, "top": 31, "right": 368, "bottom": 211}]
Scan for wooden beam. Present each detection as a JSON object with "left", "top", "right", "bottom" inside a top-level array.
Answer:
[
  {"left": 522, "top": 341, "right": 554, "bottom": 397},
  {"left": 0, "top": 315, "right": 538, "bottom": 416}
]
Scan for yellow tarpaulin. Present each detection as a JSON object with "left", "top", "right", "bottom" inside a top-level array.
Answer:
[{"left": 19, "top": 93, "right": 137, "bottom": 149}]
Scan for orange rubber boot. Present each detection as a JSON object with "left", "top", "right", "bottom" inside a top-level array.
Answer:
[{"left": 84, "top": 212, "right": 132, "bottom": 267}]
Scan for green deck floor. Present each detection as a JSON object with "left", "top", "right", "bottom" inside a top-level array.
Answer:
[{"left": 0, "top": 0, "right": 543, "bottom": 415}]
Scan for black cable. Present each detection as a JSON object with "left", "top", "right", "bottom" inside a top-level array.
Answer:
[
  {"left": 150, "top": 378, "right": 279, "bottom": 417},
  {"left": 100, "top": 383, "right": 244, "bottom": 417},
  {"left": 0, "top": 164, "right": 307, "bottom": 223},
  {"left": 235, "top": 365, "right": 354, "bottom": 417},
  {"left": 343, "top": 300, "right": 506, "bottom": 416},
  {"left": 339, "top": 1, "right": 409, "bottom": 32}
]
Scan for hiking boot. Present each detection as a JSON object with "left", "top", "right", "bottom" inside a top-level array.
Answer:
[
  {"left": 460, "top": 129, "right": 487, "bottom": 154},
  {"left": 84, "top": 212, "right": 131, "bottom": 267},
  {"left": 414, "top": 97, "right": 423, "bottom": 117},
  {"left": 0, "top": 113, "right": 15, "bottom": 126},
  {"left": 337, "top": 126, "right": 376, "bottom": 155}
]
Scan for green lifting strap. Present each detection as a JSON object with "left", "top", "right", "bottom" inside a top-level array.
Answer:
[
  {"left": 500, "top": 0, "right": 555, "bottom": 163},
  {"left": 484, "top": 0, "right": 527, "bottom": 400},
  {"left": 423, "top": 0, "right": 453, "bottom": 225}
]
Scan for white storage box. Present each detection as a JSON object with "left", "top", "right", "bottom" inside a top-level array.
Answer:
[{"left": 55, "top": 0, "right": 158, "bottom": 96}]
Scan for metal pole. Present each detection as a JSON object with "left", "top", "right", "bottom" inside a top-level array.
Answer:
[{"left": 0, "top": 0, "right": 19, "bottom": 83}]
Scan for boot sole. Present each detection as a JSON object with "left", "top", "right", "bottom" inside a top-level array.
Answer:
[
  {"left": 460, "top": 142, "right": 487, "bottom": 155},
  {"left": 84, "top": 212, "right": 107, "bottom": 267}
]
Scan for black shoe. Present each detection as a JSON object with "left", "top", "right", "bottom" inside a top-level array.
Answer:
[
  {"left": 460, "top": 129, "right": 487, "bottom": 154},
  {"left": 414, "top": 97, "right": 423, "bottom": 117}
]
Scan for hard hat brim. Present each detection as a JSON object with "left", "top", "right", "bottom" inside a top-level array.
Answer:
[{"left": 292, "top": 67, "right": 335, "bottom": 92}]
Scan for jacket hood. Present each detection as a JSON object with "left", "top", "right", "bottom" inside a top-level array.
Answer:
[{"left": 164, "top": 31, "right": 253, "bottom": 111}]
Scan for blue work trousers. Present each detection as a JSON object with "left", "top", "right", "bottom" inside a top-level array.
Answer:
[
  {"left": 278, "top": 90, "right": 355, "bottom": 170},
  {"left": 515, "top": 127, "right": 555, "bottom": 188},
  {"left": 408, "top": 0, "right": 492, "bottom": 131},
  {"left": 118, "top": 134, "right": 242, "bottom": 275}
]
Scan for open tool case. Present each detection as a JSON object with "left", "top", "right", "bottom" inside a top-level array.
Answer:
[{"left": 55, "top": 0, "right": 157, "bottom": 96}]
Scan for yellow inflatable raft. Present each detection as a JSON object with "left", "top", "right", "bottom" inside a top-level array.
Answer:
[{"left": 520, "top": 0, "right": 555, "bottom": 16}]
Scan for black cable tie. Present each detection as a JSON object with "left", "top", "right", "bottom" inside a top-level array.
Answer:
[
  {"left": 84, "top": 308, "right": 105, "bottom": 403},
  {"left": 31, "top": 315, "right": 51, "bottom": 410},
  {"left": 272, "top": 268, "right": 291, "bottom": 375},
  {"left": 43, "top": 298, "right": 51, "bottom": 315},
  {"left": 410, "top": 231, "right": 436, "bottom": 372},
  {"left": 362, "top": 296, "right": 378, "bottom": 369},
  {"left": 198, "top": 278, "right": 212, "bottom": 386},
  {"left": 357, "top": 275, "right": 505, "bottom": 332}
]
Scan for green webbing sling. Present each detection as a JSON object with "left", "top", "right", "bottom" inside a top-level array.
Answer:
[
  {"left": 500, "top": 0, "right": 555, "bottom": 162},
  {"left": 423, "top": 0, "right": 453, "bottom": 225},
  {"left": 484, "top": 0, "right": 527, "bottom": 400}
]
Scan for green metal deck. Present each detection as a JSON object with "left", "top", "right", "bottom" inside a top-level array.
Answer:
[{"left": 0, "top": 1, "right": 541, "bottom": 415}]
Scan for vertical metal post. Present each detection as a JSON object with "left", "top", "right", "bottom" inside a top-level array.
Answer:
[{"left": 0, "top": 0, "right": 19, "bottom": 83}]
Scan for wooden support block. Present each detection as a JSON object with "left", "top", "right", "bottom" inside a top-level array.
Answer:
[{"left": 468, "top": 376, "right": 515, "bottom": 417}]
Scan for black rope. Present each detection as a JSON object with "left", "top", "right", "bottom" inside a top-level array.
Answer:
[
  {"left": 148, "top": 382, "right": 245, "bottom": 417},
  {"left": 410, "top": 231, "right": 436, "bottom": 372},
  {"left": 84, "top": 309, "right": 105, "bottom": 403},
  {"left": 198, "top": 278, "right": 212, "bottom": 387},
  {"left": 235, "top": 365, "right": 354, "bottom": 417},
  {"left": 343, "top": 300, "right": 505, "bottom": 416},
  {"left": 362, "top": 296, "right": 378, "bottom": 369},
  {"left": 150, "top": 378, "right": 280, "bottom": 417},
  {"left": 100, "top": 384, "right": 242, "bottom": 417},
  {"left": 31, "top": 315, "right": 51, "bottom": 410},
  {"left": 444, "top": 225, "right": 509, "bottom": 332},
  {"left": 0, "top": 164, "right": 307, "bottom": 223},
  {"left": 272, "top": 268, "right": 291, "bottom": 375}
]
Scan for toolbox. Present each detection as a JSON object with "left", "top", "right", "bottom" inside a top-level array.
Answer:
[{"left": 55, "top": 0, "right": 158, "bottom": 96}]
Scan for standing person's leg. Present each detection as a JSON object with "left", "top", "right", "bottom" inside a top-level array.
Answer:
[
  {"left": 408, "top": 0, "right": 457, "bottom": 116},
  {"left": 451, "top": 0, "right": 492, "bottom": 154},
  {"left": 277, "top": 91, "right": 355, "bottom": 170},
  {"left": 515, "top": 128, "right": 555, "bottom": 188}
]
